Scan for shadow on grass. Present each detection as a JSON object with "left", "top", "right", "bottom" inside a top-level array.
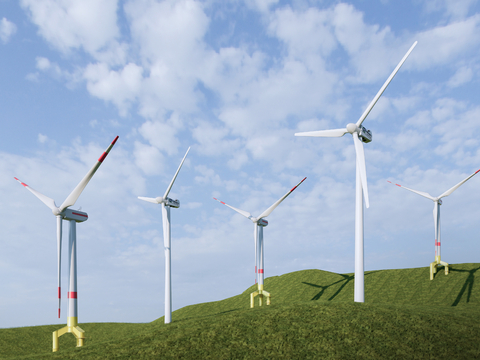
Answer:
[
  {"left": 451, "top": 266, "right": 480, "bottom": 306},
  {"left": 303, "top": 271, "right": 378, "bottom": 301}
]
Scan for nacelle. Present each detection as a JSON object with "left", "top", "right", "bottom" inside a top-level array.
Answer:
[
  {"left": 359, "top": 126, "right": 372, "bottom": 143},
  {"left": 258, "top": 219, "right": 268, "bottom": 227},
  {"left": 438, "top": 199, "right": 443, "bottom": 205},
  {"left": 165, "top": 197, "right": 180, "bottom": 208},
  {"left": 63, "top": 208, "right": 88, "bottom": 223}
]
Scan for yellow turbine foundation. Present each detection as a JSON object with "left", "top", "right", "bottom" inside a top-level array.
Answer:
[
  {"left": 250, "top": 284, "right": 271, "bottom": 308},
  {"left": 52, "top": 317, "right": 85, "bottom": 352},
  {"left": 430, "top": 255, "right": 449, "bottom": 280}
]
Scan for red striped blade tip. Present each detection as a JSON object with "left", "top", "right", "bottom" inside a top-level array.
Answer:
[
  {"left": 14, "top": 177, "right": 28, "bottom": 187},
  {"left": 98, "top": 152, "right": 108, "bottom": 162},
  {"left": 290, "top": 177, "right": 306, "bottom": 192},
  {"left": 111, "top": 135, "right": 119, "bottom": 145}
]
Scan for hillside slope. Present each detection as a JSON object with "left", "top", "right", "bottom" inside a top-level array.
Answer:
[{"left": 1, "top": 263, "right": 479, "bottom": 359}]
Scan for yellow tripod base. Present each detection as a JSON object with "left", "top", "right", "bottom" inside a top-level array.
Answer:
[
  {"left": 52, "top": 317, "right": 85, "bottom": 352},
  {"left": 250, "top": 284, "right": 271, "bottom": 308},
  {"left": 430, "top": 255, "right": 449, "bottom": 280}
]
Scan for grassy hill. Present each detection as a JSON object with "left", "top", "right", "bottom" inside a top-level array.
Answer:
[{"left": 1, "top": 263, "right": 479, "bottom": 359}]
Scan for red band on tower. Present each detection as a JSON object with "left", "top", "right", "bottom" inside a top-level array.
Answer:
[{"left": 68, "top": 292, "right": 77, "bottom": 299}]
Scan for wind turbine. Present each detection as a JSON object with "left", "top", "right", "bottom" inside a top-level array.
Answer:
[
  {"left": 295, "top": 41, "right": 417, "bottom": 303},
  {"left": 388, "top": 168, "right": 480, "bottom": 280},
  {"left": 214, "top": 177, "right": 306, "bottom": 308},
  {"left": 138, "top": 147, "right": 190, "bottom": 324},
  {"left": 14, "top": 135, "right": 118, "bottom": 352}
]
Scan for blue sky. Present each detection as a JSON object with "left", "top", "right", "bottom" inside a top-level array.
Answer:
[{"left": 1, "top": 0, "right": 480, "bottom": 329}]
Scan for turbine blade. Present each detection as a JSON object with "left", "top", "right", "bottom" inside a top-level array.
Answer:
[
  {"left": 438, "top": 169, "right": 480, "bottom": 199},
  {"left": 59, "top": 136, "right": 119, "bottom": 212},
  {"left": 387, "top": 180, "right": 436, "bottom": 201},
  {"left": 56, "top": 216, "right": 62, "bottom": 318},
  {"left": 14, "top": 177, "right": 57, "bottom": 211},
  {"left": 257, "top": 177, "right": 307, "bottom": 219},
  {"left": 163, "top": 147, "right": 190, "bottom": 199},
  {"left": 295, "top": 129, "right": 348, "bottom": 137},
  {"left": 138, "top": 196, "right": 160, "bottom": 204},
  {"left": 213, "top": 197, "right": 252, "bottom": 219},
  {"left": 353, "top": 133, "right": 369, "bottom": 208},
  {"left": 356, "top": 41, "right": 417, "bottom": 127}
]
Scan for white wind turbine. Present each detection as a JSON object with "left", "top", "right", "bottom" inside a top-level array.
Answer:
[
  {"left": 138, "top": 147, "right": 190, "bottom": 324},
  {"left": 214, "top": 177, "right": 306, "bottom": 308},
  {"left": 14, "top": 136, "right": 118, "bottom": 352},
  {"left": 388, "top": 168, "right": 480, "bottom": 280},
  {"left": 295, "top": 41, "right": 417, "bottom": 303}
]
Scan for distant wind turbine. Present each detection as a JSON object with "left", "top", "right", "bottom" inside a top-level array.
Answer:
[
  {"left": 138, "top": 147, "right": 190, "bottom": 324},
  {"left": 214, "top": 177, "right": 306, "bottom": 307},
  {"left": 295, "top": 41, "right": 417, "bottom": 302},
  {"left": 388, "top": 168, "right": 480, "bottom": 280}
]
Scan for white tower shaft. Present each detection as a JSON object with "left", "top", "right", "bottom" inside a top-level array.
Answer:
[
  {"left": 258, "top": 225, "right": 264, "bottom": 286},
  {"left": 354, "top": 163, "right": 365, "bottom": 303},
  {"left": 434, "top": 201, "right": 441, "bottom": 258},
  {"left": 67, "top": 220, "right": 78, "bottom": 322},
  {"left": 162, "top": 204, "right": 172, "bottom": 324}
]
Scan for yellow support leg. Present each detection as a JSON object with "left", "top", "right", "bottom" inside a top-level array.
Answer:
[
  {"left": 250, "top": 284, "right": 271, "bottom": 308},
  {"left": 52, "top": 317, "right": 85, "bottom": 352},
  {"left": 429, "top": 256, "right": 449, "bottom": 280}
]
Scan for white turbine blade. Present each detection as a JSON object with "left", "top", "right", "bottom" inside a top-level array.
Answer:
[
  {"left": 352, "top": 133, "right": 369, "bottom": 208},
  {"left": 14, "top": 177, "right": 57, "bottom": 211},
  {"left": 438, "top": 169, "right": 480, "bottom": 199},
  {"left": 138, "top": 196, "right": 160, "bottom": 204},
  {"left": 387, "top": 181, "right": 436, "bottom": 201},
  {"left": 163, "top": 147, "right": 190, "bottom": 199},
  {"left": 295, "top": 129, "right": 348, "bottom": 137},
  {"left": 59, "top": 136, "right": 119, "bottom": 211},
  {"left": 56, "top": 216, "right": 62, "bottom": 318},
  {"left": 213, "top": 197, "right": 252, "bottom": 219},
  {"left": 257, "top": 177, "right": 306, "bottom": 220},
  {"left": 356, "top": 41, "right": 417, "bottom": 127}
]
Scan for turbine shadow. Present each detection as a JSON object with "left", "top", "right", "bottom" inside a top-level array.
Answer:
[
  {"left": 450, "top": 265, "right": 480, "bottom": 306},
  {"left": 303, "top": 271, "right": 378, "bottom": 301}
]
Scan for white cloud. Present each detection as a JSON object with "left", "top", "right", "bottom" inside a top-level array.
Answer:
[
  {"left": 84, "top": 62, "right": 143, "bottom": 116},
  {"left": 20, "top": 0, "right": 121, "bottom": 60},
  {"left": 412, "top": 14, "right": 480, "bottom": 69},
  {"left": 244, "top": 0, "right": 279, "bottom": 13},
  {"left": 423, "top": 0, "right": 477, "bottom": 20},
  {"left": 137, "top": 114, "right": 183, "bottom": 155},
  {"left": 0, "top": 17, "right": 17, "bottom": 44},
  {"left": 37, "top": 134, "right": 48, "bottom": 144},
  {"left": 133, "top": 141, "right": 165, "bottom": 176},
  {"left": 447, "top": 66, "right": 473, "bottom": 87}
]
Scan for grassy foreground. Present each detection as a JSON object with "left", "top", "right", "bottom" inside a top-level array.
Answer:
[{"left": 1, "top": 263, "right": 479, "bottom": 359}]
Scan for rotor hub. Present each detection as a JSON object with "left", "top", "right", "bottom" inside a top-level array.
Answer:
[
  {"left": 52, "top": 208, "right": 62, "bottom": 216},
  {"left": 346, "top": 123, "right": 357, "bottom": 134}
]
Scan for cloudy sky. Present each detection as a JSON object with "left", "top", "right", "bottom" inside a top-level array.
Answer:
[{"left": 1, "top": 0, "right": 480, "bottom": 329}]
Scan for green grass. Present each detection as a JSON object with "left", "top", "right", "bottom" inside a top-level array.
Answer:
[{"left": 1, "top": 263, "right": 479, "bottom": 359}]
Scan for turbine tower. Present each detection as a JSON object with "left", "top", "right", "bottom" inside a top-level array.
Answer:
[
  {"left": 295, "top": 41, "right": 417, "bottom": 303},
  {"left": 214, "top": 177, "right": 306, "bottom": 308},
  {"left": 15, "top": 136, "right": 118, "bottom": 352},
  {"left": 138, "top": 147, "right": 190, "bottom": 324},
  {"left": 388, "top": 168, "right": 480, "bottom": 280}
]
